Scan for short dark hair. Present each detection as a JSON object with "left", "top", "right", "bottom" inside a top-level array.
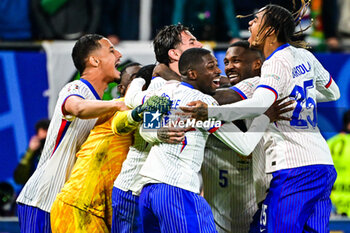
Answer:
[
  {"left": 229, "top": 40, "right": 250, "bottom": 50},
  {"left": 35, "top": 119, "right": 50, "bottom": 133},
  {"left": 179, "top": 48, "right": 211, "bottom": 76},
  {"left": 120, "top": 62, "right": 142, "bottom": 81},
  {"left": 153, "top": 24, "right": 189, "bottom": 65},
  {"left": 72, "top": 34, "right": 104, "bottom": 74},
  {"left": 229, "top": 40, "right": 264, "bottom": 60},
  {"left": 135, "top": 64, "right": 156, "bottom": 90}
]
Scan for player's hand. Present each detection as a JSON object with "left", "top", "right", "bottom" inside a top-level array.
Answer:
[
  {"left": 180, "top": 100, "right": 208, "bottom": 122},
  {"left": 157, "top": 120, "right": 193, "bottom": 144},
  {"left": 131, "top": 96, "right": 172, "bottom": 122},
  {"left": 264, "top": 97, "right": 295, "bottom": 122},
  {"left": 157, "top": 127, "right": 186, "bottom": 144},
  {"left": 115, "top": 101, "right": 129, "bottom": 111}
]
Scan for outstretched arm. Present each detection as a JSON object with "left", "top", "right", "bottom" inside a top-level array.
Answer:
[
  {"left": 181, "top": 87, "right": 276, "bottom": 122},
  {"left": 212, "top": 97, "right": 293, "bottom": 155},
  {"left": 63, "top": 96, "right": 128, "bottom": 119}
]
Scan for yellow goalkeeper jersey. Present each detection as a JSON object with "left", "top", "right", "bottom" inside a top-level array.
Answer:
[{"left": 55, "top": 98, "right": 137, "bottom": 226}]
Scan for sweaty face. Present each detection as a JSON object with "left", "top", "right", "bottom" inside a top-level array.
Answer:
[
  {"left": 195, "top": 53, "right": 222, "bottom": 95},
  {"left": 224, "top": 46, "right": 256, "bottom": 85},
  {"left": 248, "top": 10, "right": 266, "bottom": 48},
  {"left": 95, "top": 38, "right": 122, "bottom": 83}
]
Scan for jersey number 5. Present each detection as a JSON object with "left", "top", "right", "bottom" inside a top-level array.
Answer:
[
  {"left": 219, "top": 169, "right": 228, "bottom": 188},
  {"left": 289, "top": 79, "right": 317, "bottom": 129}
]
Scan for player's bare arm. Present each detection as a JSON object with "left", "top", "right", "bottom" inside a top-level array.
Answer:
[
  {"left": 180, "top": 100, "right": 208, "bottom": 121},
  {"left": 63, "top": 95, "right": 128, "bottom": 119},
  {"left": 213, "top": 89, "right": 243, "bottom": 105}
]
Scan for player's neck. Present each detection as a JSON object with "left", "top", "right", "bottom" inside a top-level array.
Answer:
[
  {"left": 263, "top": 41, "right": 284, "bottom": 59},
  {"left": 169, "top": 62, "right": 181, "bottom": 76},
  {"left": 80, "top": 73, "right": 108, "bottom": 98}
]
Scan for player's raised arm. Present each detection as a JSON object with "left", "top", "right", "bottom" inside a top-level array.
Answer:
[
  {"left": 62, "top": 95, "right": 128, "bottom": 119},
  {"left": 124, "top": 78, "right": 147, "bottom": 108}
]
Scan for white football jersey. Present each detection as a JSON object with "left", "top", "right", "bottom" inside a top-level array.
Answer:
[
  {"left": 258, "top": 44, "right": 334, "bottom": 173},
  {"left": 234, "top": 77, "right": 272, "bottom": 203},
  {"left": 202, "top": 77, "right": 272, "bottom": 233},
  {"left": 208, "top": 45, "right": 336, "bottom": 173},
  {"left": 139, "top": 82, "right": 270, "bottom": 194},
  {"left": 113, "top": 129, "right": 153, "bottom": 195},
  {"left": 114, "top": 76, "right": 178, "bottom": 195},
  {"left": 203, "top": 135, "right": 257, "bottom": 233},
  {"left": 139, "top": 82, "right": 219, "bottom": 193},
  {"left": 17, "top": 79, "right": 100, "bottom": 212}
]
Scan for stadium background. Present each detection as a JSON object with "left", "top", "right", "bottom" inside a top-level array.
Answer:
[{"left": 1, "top": 0, "right": 350, "bottom": 231}]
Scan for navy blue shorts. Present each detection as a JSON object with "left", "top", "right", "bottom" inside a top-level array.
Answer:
[
  {"left": 139, "top": 183, "right": 217, "bottom": 233},
  {"left": 257, "top": 165, "right": 336, "bottom": 233},
  {"left": 111, "top": 187, "right": 142, "bottom": 233},
  {"left": 17, "top": 203, "right": 51, "bottom": 233}
]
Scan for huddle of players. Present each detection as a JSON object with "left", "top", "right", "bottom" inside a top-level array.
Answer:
[{"left": 16, "top": 3, "right": 341, "bottom": 233}]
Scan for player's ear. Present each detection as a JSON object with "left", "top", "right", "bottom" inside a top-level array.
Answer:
[
  {"left": 88, "top": 56, "right": 99, "bottom": 67},
  {"left": 168, "top": 49, "right": 179, "bottom": 62},
  {"left": 187, "top": 69, "right": 197, "bottom": 80},
  {"left": 252, "top": 58, "right": 262, "bottom": 71}
]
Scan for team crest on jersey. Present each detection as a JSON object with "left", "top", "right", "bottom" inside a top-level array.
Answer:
[
  {"left": 67, "top": 84, "right": 79, "bottom": 92},
  {"left": 143, "top": 111, "right": 162, "bottom": 129}
]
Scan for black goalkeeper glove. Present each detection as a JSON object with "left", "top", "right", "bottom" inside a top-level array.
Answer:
[{"left": 131, "top": 96, "right": 172, "bottom": 122}]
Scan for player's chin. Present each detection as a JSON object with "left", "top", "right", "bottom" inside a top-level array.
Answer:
[
  {"left": 207, "top": 86, "right": 217, "bottom": 96},
  {"left": 248, "top": 37, "right": 253, "bottom": 46}
]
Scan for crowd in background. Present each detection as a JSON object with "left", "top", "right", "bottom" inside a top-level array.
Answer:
[{"left": 0, "top": 0, "right": 349, "bottom": 51}]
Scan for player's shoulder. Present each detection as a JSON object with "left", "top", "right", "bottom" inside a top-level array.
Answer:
[
  {"left": 62, "top": 79, "right": 90, "bottom": 92},
  {"left": 239, "top": 76, "right": 260, "bottom": 87},
  {"left": 193, "top": 89, "right": 218, "bottom": 106}
]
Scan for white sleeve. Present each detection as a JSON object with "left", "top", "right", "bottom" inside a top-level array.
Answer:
[
  {"left": 208, "top": 87, "right": 275, "bottom": 122},
  {"left": 315, "top": 77, "right": 340, "bottom": 102},
  {"left": 311, "top": 52, "right": 340, "bottom": 102},
  {"left": 212, "top": 114, "right": 270, "bottom": 156},
  {"left": 139, "top": 127, "right": 161, "bottom": 143},
  {"left": 125, "top": 78, "right": 146, "bottom": 109}
]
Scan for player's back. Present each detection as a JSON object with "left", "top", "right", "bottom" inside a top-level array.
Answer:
[
  {"left": 261, "top": 45, "right": 334, "bottom": 173},
  {"left": 203, "top": 135, "right": 256, "bottom": 233},
  {"left": 140, "top": 82, "right": 219, "bottom": 194}
]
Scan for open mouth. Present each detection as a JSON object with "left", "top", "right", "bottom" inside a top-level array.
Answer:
[
  {"left": 227, "top": 73, "right": 239, "bottom": 84},
  {"left": 212, "top": 78, "right": 220, "bottom": 88}
]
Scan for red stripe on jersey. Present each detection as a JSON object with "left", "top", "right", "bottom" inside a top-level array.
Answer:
[
  {"left": 257, "top": 85, "right": 278, "bottom": 101},
  {"left": 180, "top": 136, "right": 187, "bottom": 153},
  {"left": 208, "top": 123, "right": 223, "bottom": 134},
  {"left": 50, "top": 119, "right": 71, "bottom": 158},
  {"left": 325, "top": 76, "right": 332, "bottom": 88}
]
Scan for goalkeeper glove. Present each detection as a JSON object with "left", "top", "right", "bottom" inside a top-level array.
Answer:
[{"left": 131, "top": 96, "right": 172, "bottom": 122}]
